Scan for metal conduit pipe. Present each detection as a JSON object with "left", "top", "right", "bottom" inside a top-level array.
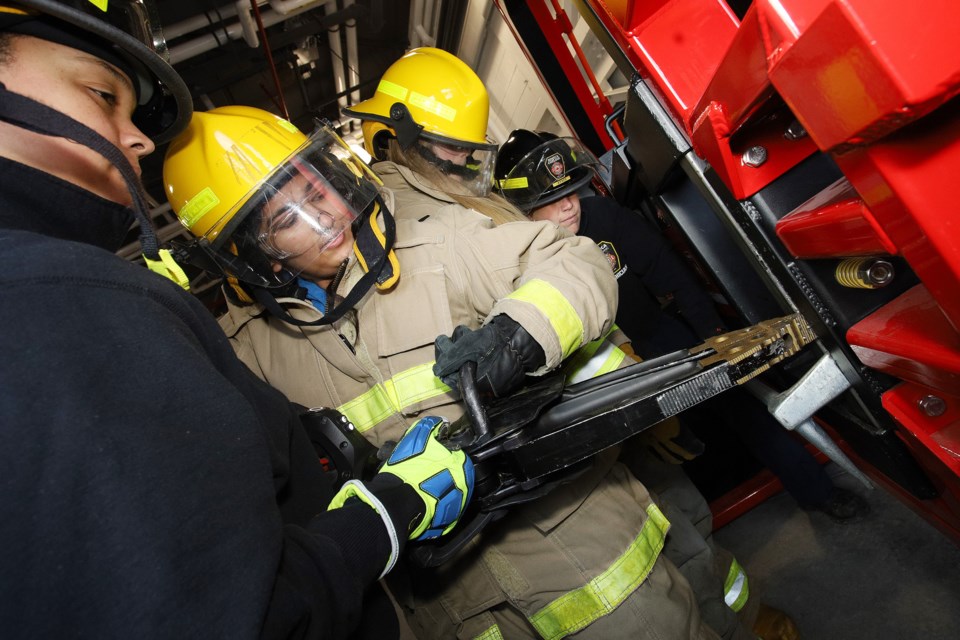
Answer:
[
  {"left": 343, "top": 0, "right": 361, "bottom": 106},
  {"left": 324, "top": 0, "right": 348, "bottom": 110},
  {"left": 163, "top": 4, "right": 240, "bottom": 41},
  {"left": 168, "top": 0, "right": 328, "bottom": 65}
]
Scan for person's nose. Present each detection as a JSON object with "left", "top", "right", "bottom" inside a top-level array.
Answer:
[{"left": 120, "top": 120, "right": 156, "bottom": 174}]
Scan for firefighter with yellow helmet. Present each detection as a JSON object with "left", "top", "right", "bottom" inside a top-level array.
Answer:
[
  {"left": 343, "top": 47, "right": 495, "bottom": 195},
  {"left": 342, "top": 46, "right": 525, "bottom": 225},
  {"left": 164, "top": 104, "right": 400, "bottom": 322},
  {"left": 163, "top": 47, "right": 722, "bottom": 638}
]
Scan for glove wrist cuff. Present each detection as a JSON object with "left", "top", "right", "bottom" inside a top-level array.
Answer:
[
  {"left": 329, "top": 479, "right": 405, "bottom": 579},
  {"left": 493, "top": 314, "right": 546, "bottom": 372},
  {"left": 366, "top": 473, "right": 426, "bottom": 538}
]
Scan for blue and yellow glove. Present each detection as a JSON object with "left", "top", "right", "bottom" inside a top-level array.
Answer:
[
  {"left": 327, "top": 416, "right": 474, "bottom": 577},
  {"left": 380, "top": 416, "right": 475, "bottom": 540}
]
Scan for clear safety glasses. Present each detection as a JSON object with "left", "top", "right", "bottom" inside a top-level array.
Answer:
[{"left": 256, "top": 162, "right": 357, "bottom": 261}]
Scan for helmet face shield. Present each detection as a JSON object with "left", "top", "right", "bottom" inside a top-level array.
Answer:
[
  {"left": 414, "top": 133, "right": 497, "bottom": 197},
  {"left": 228, "top": 125, "right": 379, "bottom": 281},
  {"left": 254, "top": 160, "right": 358, "bottom": 262},
  {"left": 497, "top": 137, "right": 598, "bottom": 211}
]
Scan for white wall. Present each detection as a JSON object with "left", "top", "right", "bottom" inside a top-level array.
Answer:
[
  {"left": 457, "top": 1, "right": 572, "bottom": 145},
  {"left": 457, "top": 1, "right": 629, "bottom": 146}
]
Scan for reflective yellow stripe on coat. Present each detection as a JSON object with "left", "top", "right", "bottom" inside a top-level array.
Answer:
[
  {"left": 529, "top": 503, "right": 670, "bottom": 640},
  {"left": 337, "top": 362, "right": 450, "bottom": 432},
  {"left": 724, "top": 557, "right": 750, "bottom": 612},
  {"left": 563, "top": 328, "right": 626, "bottom": 384},
  {"left": 473, "top": 624, "right": 504, "bottom": 640},
  {"left": 506, "top": 279, "right": 584, "bottom": 359}
]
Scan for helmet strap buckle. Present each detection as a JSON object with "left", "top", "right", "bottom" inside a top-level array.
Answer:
[{"left": 389, "top": 102, "right": 424, "bottom": 150}]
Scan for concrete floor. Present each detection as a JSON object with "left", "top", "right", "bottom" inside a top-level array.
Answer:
[{"left": 713, "top": 464, "right": 960, "bottom": 639}]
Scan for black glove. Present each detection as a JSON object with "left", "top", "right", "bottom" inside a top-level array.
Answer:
[{"left": 434, "top": 315, "right": 546, "bottom": 398}]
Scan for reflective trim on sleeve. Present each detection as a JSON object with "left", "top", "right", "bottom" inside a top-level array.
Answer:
[
  {"left": 529, "top": 504, "right": 670, "bottom": 640},
  {"left": 338, "top": 362, "right": 450, "bottom": 432},
  {"left": 723, "top": 557, "right": 750, "bottom": 613},
  {"left": 506, "top": 279, "right": 584, "bottom": 359},
  {"left": 473, "top": 624, "right": 505, "bottom": 640},
  {"left": 564, "top": 337, "right": 626, "bottom": 384}
]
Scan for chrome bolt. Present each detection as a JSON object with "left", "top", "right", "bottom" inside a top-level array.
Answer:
[
  {"left": 863, "top": 259, "right": 895, "bottom": 287},
  {"left": 785, "top": 120, "right": 807, "bottom": 140},
  {"left": 742, "top": 145, "right": 768, "bottom": 167},
  {"left": 918, "top": 395, "right": 947, "bottom": 417}
]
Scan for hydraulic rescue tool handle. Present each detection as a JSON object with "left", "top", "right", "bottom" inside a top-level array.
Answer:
[
  {"left": 299, "top": 407, "right": 380, "bottom": 483},
  {"left": 458, "top": 361, "right": 492, "bottom": 443},
  {"left": 408, "top": 313, "right": 817, "bottom": 568}
]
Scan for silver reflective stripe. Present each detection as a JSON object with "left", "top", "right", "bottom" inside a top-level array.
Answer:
[
  {"left": 724, "top": 557, "right": 749, "bottom": 612},
  {"left": 566, "top": 339, "right": 623, "bottom": 384}
]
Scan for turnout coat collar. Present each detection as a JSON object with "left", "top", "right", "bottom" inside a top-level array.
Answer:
[{"left": 0, "top": 157, "right": 136, "bottom": 252}]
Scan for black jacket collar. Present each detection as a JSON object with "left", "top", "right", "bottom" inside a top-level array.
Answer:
[{"left": 0, "top": 156, "right": 136, "bottom": 252}]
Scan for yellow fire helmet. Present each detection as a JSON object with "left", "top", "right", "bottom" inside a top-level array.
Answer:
[
  {"left": 343, "top": 47, "right": 497, "bottom": 197},
  {"left": 163, "top": 106, "right": 399, "bottom": 321},
  {"left": 164, "top": 105, "right": 380, "bottom": 247}
]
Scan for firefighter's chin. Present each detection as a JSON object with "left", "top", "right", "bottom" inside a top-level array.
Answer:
[
  {"left": 6, "top": 131, "right": 136, "bottom": 207},
  {"left": 55, "top": 144, "right": 136, "bottom": 206},
  {"left": 559, "top": 214, "right": 580, "bottom": 235}
]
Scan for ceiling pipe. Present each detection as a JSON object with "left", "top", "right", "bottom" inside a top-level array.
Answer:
[
  {"left": 168, "top": 0, "right": 327, "bottom": 65},
  {"left": 410, "top": 0, "right": 438, "bottom": 48},
  {"left": 236, "top": 0, "right": 263, "bottom": 47},
  {"left": 163, "top": 5, "right": 239, "bottom": 41},
  {"left": 266, "top": 0, "right": 325, "bottom": 14},
  {"left": 425, "top": 0, "right": 439, "bottom": 41},
  {"left": 343, "top": 0, "right": 361, "bottom": 106},
  {"left": 169, "top": 19, "right": 245, "bottom": 64},
  {"left": 323, "top": 0, "right": 348, "bottom": 111},
  {"left": 410, "top": 0, "right": 423, "bottom": 47}
]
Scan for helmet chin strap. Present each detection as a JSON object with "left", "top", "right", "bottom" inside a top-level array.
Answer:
[{"left": 0, "top": 82, "right": 161, "bottom": 259}]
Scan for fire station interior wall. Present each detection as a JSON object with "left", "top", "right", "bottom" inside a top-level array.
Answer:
[
  {"left": 459, "top": 1, "right": 570, "bottom": 145},
  {"left": 457, "top": 0, "right": 630, "bottom": 147}
]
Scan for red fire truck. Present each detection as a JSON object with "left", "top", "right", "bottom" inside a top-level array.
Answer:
[{"left": 494, "top": 0, "right": 960, "bottom": 542}]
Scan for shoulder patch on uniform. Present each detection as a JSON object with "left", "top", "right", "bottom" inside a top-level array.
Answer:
[{"left": 597, "top": 241, "right": 627, "bottom": 279}]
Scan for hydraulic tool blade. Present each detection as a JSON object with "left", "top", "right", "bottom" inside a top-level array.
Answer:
[{"left": 498, "top": 314, "right": 817, "bottom": 484}]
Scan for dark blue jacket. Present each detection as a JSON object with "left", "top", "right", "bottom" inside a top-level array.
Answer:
[
  {"left": 578, "top": 196, "right": 725, "bottom": 358},
  {"left": 0, "top": 158, "right": 392, "bottom": 639}
]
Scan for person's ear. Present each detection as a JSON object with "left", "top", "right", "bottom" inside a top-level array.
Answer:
[{"left": 272, "top": 262, "right": 283, "bottom": 273}]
